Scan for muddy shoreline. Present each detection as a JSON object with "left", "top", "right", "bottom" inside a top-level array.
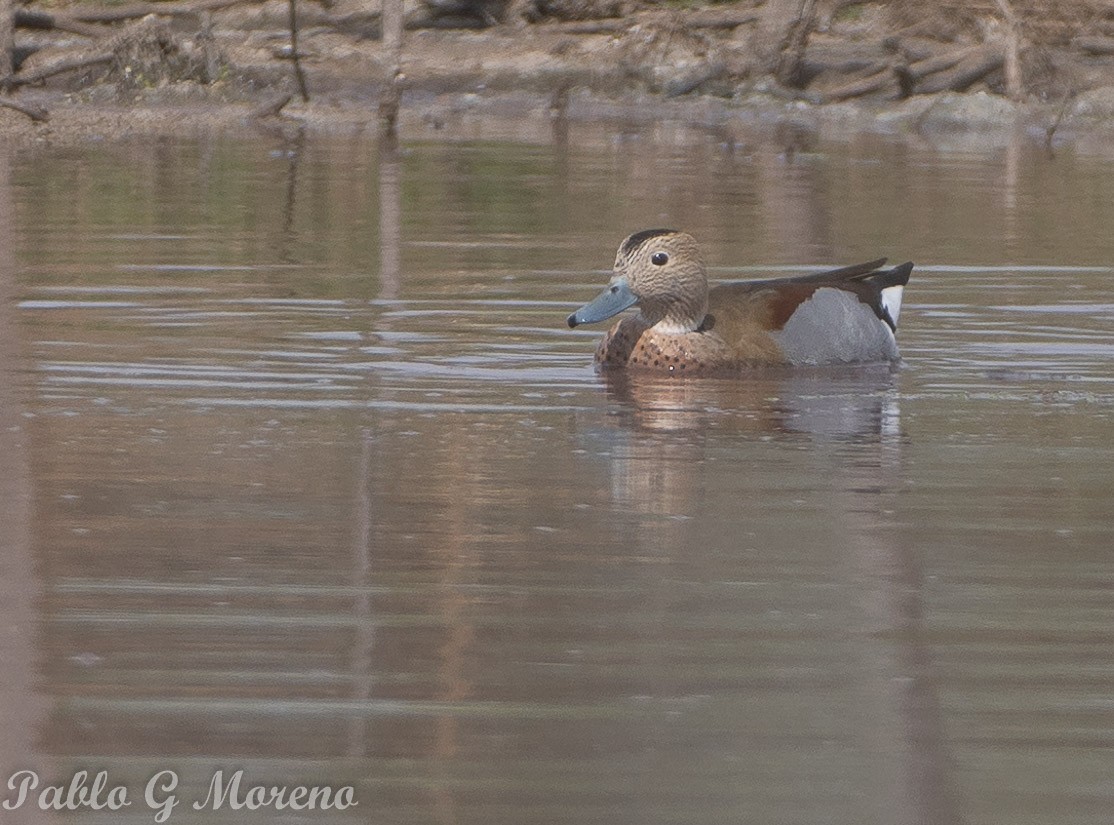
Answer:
[{"left": 4, "top": 1, "right": 1114, "bottom": 151}]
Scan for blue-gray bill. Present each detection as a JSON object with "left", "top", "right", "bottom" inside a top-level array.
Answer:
[{"left": 567, "top": 279, "right": 637, "bottom": 328}]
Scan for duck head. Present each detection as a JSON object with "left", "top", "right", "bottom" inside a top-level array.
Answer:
[{"left": 567, "top": 229, "right": 709, "bottom": 333}]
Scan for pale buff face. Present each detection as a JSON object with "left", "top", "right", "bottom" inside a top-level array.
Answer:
[{"left": 613, "top": 230, "right": 709, "bottom": 332}]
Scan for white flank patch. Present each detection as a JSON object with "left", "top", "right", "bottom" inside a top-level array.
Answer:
[
  {"left": 881, "top": 284, "right": 904, "bottom": 328},
  {"left": 650, "top": 318, "right": 698, "bottom": 335},
  {"left": 773, "top": 287, "right": 900, "bottom": 365}
]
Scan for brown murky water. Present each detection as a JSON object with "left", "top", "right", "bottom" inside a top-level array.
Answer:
[{"left": 1, "top": 128, "right": 1113, "bottom": 825}]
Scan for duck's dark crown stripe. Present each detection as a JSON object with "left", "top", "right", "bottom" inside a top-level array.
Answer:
[{"left": 621, "top": 228, "right": 678, "bottom": 257}]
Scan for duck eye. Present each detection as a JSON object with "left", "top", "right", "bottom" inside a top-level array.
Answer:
[{"left": 651, "top": 251, "right": 669, "bottom": 266}]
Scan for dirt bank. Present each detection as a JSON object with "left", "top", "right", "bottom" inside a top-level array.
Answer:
[{"left": 3, "top": 0, "right": 1114, "bottom": 149}]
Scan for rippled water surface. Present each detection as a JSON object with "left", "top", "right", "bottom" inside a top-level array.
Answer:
[{"left": 1, "top": 129, "right": 1113, "bottom": 825}]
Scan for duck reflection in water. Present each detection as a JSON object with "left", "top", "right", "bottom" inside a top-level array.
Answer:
[{"left": 597, "top": 365, "right": 902, "bottom": 438}]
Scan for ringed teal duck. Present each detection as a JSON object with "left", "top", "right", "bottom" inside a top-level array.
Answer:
[{"left": 567, "top": 229, "right": 913, "bottom": 373}]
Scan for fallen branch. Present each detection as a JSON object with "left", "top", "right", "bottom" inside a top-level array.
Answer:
[
  {"left": 902, "top": 45, "right": 981, "bottom": 82},
  {"left": 663, "top": 60, "right": 726, "bottom": 98},
  {"left": 1072, "top": 35, "right": 1114, "bottom": 56},
  {"left": 822, "top": 67, "right": 895, "bottom": 102},
  {"left": 883, "top": 36, "right": 939, "bottom": 64},
  {"left": 914, "top": 45, "right": 1003, "bottom": 94},
  {"left": 800, "top": 56, "right": 883, "bottom": 81},
  {"left": 541, "top": 19, "right": 625, "bottom": 35},
  {"left": 0, "top": 95, "right": 49, "bottom": 121},
  {"left": 541, "top": 9, "right": 757, "bottom": 36},
  {"left": 12, "top": 12, "right": 224, "bottom": 88},
  {"left": 10, "top": 52, "right": 113, "bottom": 87},
  {"left": 892, "top": 45, "right": 982, "bottom": 99},
  {"left": 249, "top": 91, "right": 292, "bottom": 119},
  {"left": 684, "top": 9, "right": 759, "bottom": 31},
  {"left": 67, "top": 0, "right": 266, "bottom": 24},
  {"left": 14, "top": 9, "right": 107, "bottom": 38}
]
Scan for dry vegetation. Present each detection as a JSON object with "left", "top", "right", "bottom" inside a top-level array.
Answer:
[{"left": 1, "top": 0, "right": 1113, "bottom": 128}]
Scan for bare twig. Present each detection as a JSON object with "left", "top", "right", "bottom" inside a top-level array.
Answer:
[
  {"left": 288, "top": 0, "right": 309, "bottom": 102},
  {"left": 1044, "top": 92, "right": 1073, "bottom": 155}
]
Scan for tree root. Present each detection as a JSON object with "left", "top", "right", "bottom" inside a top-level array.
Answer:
[{"left": 0, "top": 95, "right": 49, "bottom": 121}]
